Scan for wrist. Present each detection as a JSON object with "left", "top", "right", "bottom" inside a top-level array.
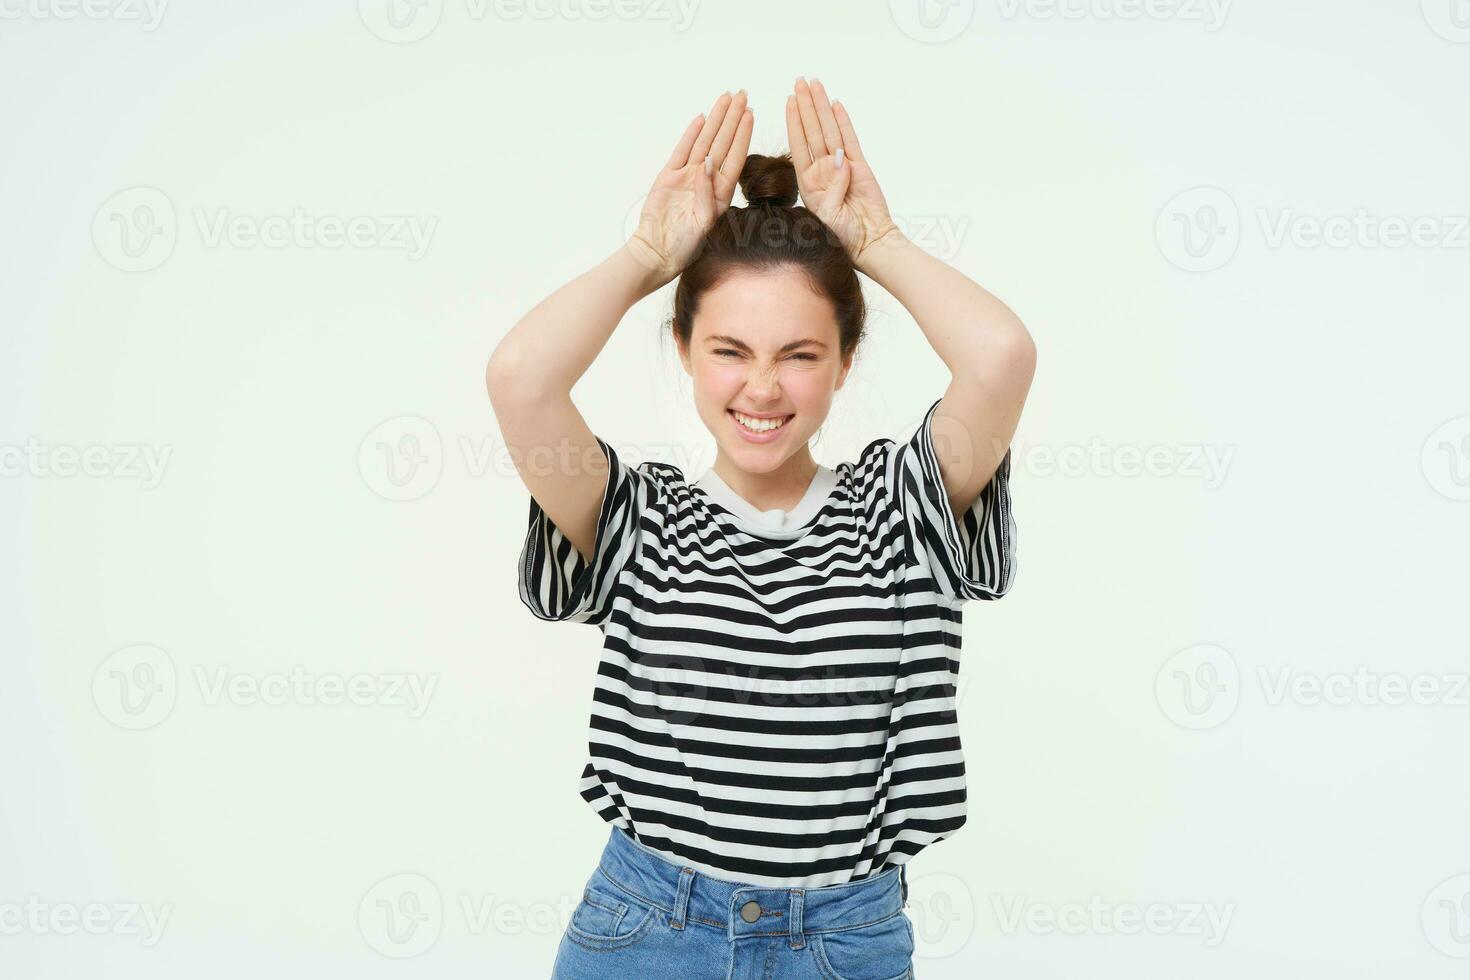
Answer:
[
  {"left": 619, "top": 237, "right": 676, "bottom": 296},
  {"left": 854, "top": 223, "right": 908, "bottom": 276}
]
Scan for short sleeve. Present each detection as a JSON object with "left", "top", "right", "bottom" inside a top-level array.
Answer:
[
  {"left": 883, "top": 397, "right": 1017, "bottom": 603},
  {"left": 517, "top": 437, "right": 652, "bottom": 627}
]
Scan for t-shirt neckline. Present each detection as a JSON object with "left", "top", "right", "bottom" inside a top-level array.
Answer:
[{"left": 694, "top": 464, "right": 840, "bottom": 538}]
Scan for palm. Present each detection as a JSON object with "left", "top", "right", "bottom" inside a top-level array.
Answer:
[
  {"left": 795, "top": 153, "right": 891, "bottom": 260},
  {"left": 627, "top": 91, "right": 754, "bottom": 283},
  {"left": 633, "top": 167, "right": 716, "bottom": 277},
  {"left": 786, "top": 78, "right": 898, "bottom": 264}
]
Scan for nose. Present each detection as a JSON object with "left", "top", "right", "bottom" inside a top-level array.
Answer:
[{"left": 744, "top": 362, "right": 781, "bottom": 400}]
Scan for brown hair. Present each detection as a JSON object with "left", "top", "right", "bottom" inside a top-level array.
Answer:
[{"left": 671, "top": 153, "right": 866, "bottom": 366}]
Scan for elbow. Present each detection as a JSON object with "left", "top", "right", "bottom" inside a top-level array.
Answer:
[
  {"left": 955, "top": 328, "right": 1036, "bottom": 394},
  {"left": 485, "top": 347, "right": 527, "bottom": 410},
  {"left": 991, "top": 326, "right": 1037, "bottom": 384},
  {"left": 1009, "top": 328, "right": 1038, "bottom": 379},
  {"left": 482, "top": 343, "right": 535, "bottom": 405}
]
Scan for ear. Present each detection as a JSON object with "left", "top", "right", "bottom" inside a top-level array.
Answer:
[
  {"left": 834, "top": 352, "right": 852, "bottom": 390},
  {"left": 675, "top": 329, "right": 693, "bottom": 376}
]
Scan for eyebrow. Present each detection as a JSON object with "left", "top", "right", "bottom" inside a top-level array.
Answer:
[{"left": 705, "top": 335, "right": 829, "bottom": 354}]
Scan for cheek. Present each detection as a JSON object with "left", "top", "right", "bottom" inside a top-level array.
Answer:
[
  {"left": 695, "top": 362, "right": 745, "bottom": 393},
  {"left": 782, "top": 369, "right": 834, "bottom": 404},
  {"left": 692, "top": 367, "right": 742, "bottom": 422}
]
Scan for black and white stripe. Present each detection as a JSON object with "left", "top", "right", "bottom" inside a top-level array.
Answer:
[{"left": 518, "top": 397, "right": 1017, "bottom": 887}]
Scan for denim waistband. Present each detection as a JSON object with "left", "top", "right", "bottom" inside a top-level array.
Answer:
[{"left": 592, "top": 825, "right": 908, "bottom": 947}]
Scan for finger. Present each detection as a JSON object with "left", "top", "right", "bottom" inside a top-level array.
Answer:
[
  {"left": 831, "top": 100, "right": 866, "bottom": 162},
  {"left": 690, "top": 91, "right": 734, "bottom": 167},
  {"left": 785, "top": 94, "right": 812, "bottom": 173},
  {"left": 793, "top": 77, "right": 827, "bottom": 163},
  {"left": 806, "top": 78, "right": 844, "bottom": 156},
  {"left": 697, "top": 151, "right": 717, "bottom": 220},
  {"left": 715, "top": 107, "right": 754, "bottom": 204},
  {"left": 828, "top": 149, "right": 852, "bottom": 206},
  {"left": 665, "top": 112, "right": 706, "bottom": 170},
  {"left": 708, "top": 89, "right": 748, "bottom": 174}
]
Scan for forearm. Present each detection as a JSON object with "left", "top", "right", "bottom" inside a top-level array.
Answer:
[
  {"left": 488, "top": 241, "right": 666, "bottom": 399},
  {"left": 856, "top": 233, "right": 1034, "bottom": 379}
]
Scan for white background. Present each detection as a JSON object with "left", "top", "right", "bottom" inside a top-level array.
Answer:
[{"left": 2, "top": 1, "right": 1468, "bottom": 977}]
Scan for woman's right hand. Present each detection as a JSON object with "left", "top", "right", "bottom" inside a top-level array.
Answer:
[{"left": 625, "top": 90, "right": 753, "bottom": 286}]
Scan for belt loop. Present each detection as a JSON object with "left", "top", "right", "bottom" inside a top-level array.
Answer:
[
  {"left": 669, "top": 867, "right": 695, "bottom": 930},
  {"left": 787, "top": 888, "right": 806, "bottom": 950},
  {"left": 900, "top": 864, "right": 909, "bottom": 904}
]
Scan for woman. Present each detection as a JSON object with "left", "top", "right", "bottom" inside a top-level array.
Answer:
[{"left": 487, "top": 77, "right": 1036, "bottom": 980}]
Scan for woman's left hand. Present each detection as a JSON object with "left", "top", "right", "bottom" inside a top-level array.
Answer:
[{"left": 786, "top": 77, "right": 902, "bottom": 266}]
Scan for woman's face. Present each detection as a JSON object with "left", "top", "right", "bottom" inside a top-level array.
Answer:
[{"left": 679, "top": 266, "right": 850, "bottom": 474}]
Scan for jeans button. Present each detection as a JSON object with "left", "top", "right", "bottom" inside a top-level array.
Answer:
[{"left": 739, "top": 900, "right": 761, "bottom": 923}]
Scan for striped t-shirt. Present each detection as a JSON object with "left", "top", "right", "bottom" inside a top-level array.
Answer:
[{"left": 517, "top": 396, "right": 1017, "bottom": 888}]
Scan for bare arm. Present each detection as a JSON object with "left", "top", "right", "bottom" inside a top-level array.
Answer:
[
  {"left": 485, "top": 244, "right": 664, "bottom": 564},
  {"left": 788, "top": 77, "right": 1036, "bottom": 515},
  {"left": 486, "top": 90, "right": 754, "bottom": 563},
  {"left": 856, "top": 233, "right": 1036, "bottom": 516}
]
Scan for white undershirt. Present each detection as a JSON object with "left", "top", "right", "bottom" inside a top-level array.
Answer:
[{"left": 694, "top": 464, "right": 840, "bottom": 537}]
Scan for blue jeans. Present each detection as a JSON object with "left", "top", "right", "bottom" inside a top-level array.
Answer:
[{"left": 552, "top": 825, "right": 916, "bottom": 979}]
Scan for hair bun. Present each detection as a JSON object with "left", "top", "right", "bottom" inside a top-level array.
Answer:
[{"left": 739, "top": 153, "right": 799, "bottom": 208}]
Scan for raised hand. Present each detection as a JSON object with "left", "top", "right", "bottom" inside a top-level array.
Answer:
[
  {"left": 786, "top": 78, "right": 900, "bottom": 266},
  {"left": 626, "top": 90, "right": 754, "bottom": 285}
]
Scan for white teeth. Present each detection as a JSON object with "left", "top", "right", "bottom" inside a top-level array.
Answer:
[{"left": 733, "top": 411, "right": 790, "bottom": 433}]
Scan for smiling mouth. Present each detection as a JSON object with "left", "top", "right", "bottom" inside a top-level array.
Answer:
[{"left": 728, "top": 409, "right": 794, "bottom": 433}]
